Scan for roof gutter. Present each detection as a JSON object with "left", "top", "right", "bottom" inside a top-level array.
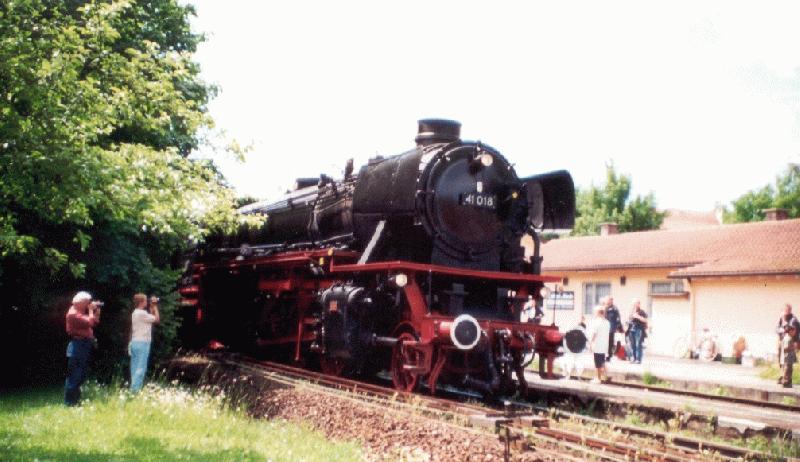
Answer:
[
  {"left": 668, "top": 270, "right": 800, "bottom": 279},
  {"left": 542, "top": 262, "right": 702, "bottom": 272}
]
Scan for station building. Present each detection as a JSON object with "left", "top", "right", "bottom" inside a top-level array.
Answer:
[{"left": 538, "top": 210, "right": 800, "bottom": 360}]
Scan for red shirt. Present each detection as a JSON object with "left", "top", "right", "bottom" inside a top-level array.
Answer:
[{"left": 66, "top": 306, "right": 98, "bottom": 339}]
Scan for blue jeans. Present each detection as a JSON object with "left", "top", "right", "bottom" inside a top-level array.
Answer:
[
  {"left": 129, "top": 340, "right": 151, "bottom": 392},
  {"left": 65, "top": 339, "right": 93, "bottom": 406},
  {"left": 630, "top": 328, "right": 644, "bottom": 363}
]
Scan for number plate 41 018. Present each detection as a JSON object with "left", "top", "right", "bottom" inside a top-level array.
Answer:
[{"left": 459, "top": 192, "right": 497, "bottom": 209}]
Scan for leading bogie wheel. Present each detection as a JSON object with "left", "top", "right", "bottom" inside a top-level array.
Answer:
[{"left": 391, "top": 332, "right": 420, "bottom": 392}]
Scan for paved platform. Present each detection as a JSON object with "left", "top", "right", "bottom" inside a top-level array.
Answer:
[
  {"left": 553, "top": 353, "right": 800, "bottom": 402},
  {"left": 526, "top": 354, "right": 800, "bottom": 438},
  {"left": 523, "top": 370, "right": 800, "bottom": 436}
]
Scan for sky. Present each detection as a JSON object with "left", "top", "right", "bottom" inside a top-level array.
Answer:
[{"left": 189, "top": 1, "right": 800, "bottom": 212}]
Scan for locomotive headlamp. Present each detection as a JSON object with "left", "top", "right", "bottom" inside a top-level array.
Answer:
[
  {"left": 390, "top": 273, "right": 408, "bottom": 288},
  {"left": 478, "top": 153, "right": 493, "bottom": 167},
  {"left": 539, "top": 286, "right": 551, "bottom": 299}
]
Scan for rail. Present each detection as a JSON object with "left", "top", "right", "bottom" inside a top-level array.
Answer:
[{"left": 176, "top": 352, "right": 777, "bottom": 461}]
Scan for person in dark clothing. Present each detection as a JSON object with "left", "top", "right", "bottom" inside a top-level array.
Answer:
[
  {"left": 604, "top": 296, "right": 622, "bottom": 360},
  {"left": 777, "top": 303, "right": 799, "bottom": 388},
  {"left": 64, "top": 291, "right": 101, "bottom": 406},
  {"left": 628, "top": 299, "right": 648, "bottom": 364}
]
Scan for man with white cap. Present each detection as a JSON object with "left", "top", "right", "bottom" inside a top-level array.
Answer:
[
  {"left": 64, "top": 291, "right": 101, "bottom": 406},
  {"left": 587, "top": 304, "right": 611, "bottom": 383}
]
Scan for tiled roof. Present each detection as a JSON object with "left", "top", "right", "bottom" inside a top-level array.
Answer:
[
  {"left": 540, "top": 218, "right": 800, "bottom": 278},
  {"left": 660, "top": 209, "right": 721, "bottom": 230}
]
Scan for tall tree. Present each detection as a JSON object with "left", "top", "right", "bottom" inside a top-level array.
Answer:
[
  {"left": 0, "top": 0, "right": 254, "bottom": 385},
  {"left": 725, "top": 164, "right": 800, "bottom": 223},
  {"left": 571, "top": 164, "right": 665, "bottom": 236}
]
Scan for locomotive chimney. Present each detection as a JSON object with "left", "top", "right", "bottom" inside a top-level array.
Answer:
[{"left": 415, "top": 119, "right": 461, "bottom": 146}]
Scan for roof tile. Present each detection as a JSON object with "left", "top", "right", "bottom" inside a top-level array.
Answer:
[{"left": 540, "top": 218, "right": 800, "bottom": 277}]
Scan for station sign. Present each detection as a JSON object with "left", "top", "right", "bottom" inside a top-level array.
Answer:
[{"left": 545, "top": 291, "right": 575, "bottom": 310}]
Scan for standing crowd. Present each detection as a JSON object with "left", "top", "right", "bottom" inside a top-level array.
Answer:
[
  {"left": 64, "top": 290, "right": 160, "bottom": 406},
  {"left": 563, "top": 297, "right": 797, "bottom": 390},
  {"left": 562, "top": 296, "right": 649, "bottom": 383}
]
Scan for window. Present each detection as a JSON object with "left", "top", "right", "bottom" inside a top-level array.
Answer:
[
  {"left": 583, "top": 282, "right": 611, "bottom": 314},
  {"left": 647, "top": 280, "right": 686, "bottom": 311},
  {"left": 649, "top": 280, "right": 684, "bottom": 295}
]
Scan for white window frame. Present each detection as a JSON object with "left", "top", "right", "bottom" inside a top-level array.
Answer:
[
  {"left": 583, "top": 282, "right": 611, "bottom": 315},
  {"left": 647, "top": 280, "right": 686, "bottom": 312}
]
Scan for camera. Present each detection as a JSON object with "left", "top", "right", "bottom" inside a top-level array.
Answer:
[{"left": 94, "top": 301, "right": 105, "bottom": 308}]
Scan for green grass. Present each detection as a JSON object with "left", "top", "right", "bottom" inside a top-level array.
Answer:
[
  {"left": 758, "top": 363, "right": 800, "bottom": 384},
  {"left": 641, "top": 371, "right": 667, "bottom": 386},
  {"left": 0, "top": 382, "right": 361, "bottom": 462},
  {"left": 712, "top": 385, "right": 729, "bottom": 397}
]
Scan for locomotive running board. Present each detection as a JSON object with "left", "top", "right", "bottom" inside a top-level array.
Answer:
[
  {"left": 331, "top": 259, "right": 561, "bottom": 283},
  {"left": 357, "top": 219, "right": 386, "bottom": 265}
]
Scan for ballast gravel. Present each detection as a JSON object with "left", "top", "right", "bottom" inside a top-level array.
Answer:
[{"left": 167, "top": 358, "right": 555, "bottom": 461}]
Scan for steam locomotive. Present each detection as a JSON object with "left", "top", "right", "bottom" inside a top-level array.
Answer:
[{"left": 179, "top": 119, "right": 575, "bottom": 396}]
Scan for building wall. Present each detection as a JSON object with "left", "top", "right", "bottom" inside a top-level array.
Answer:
[
  {"left": 541, "top": 268, "right": 689, "bottom": 357},
  {"left": 648, "top": 296, "right": 691, "bottom": 357},
  {"left": 690, "top": 276, "right": 800, "bottom": 359},
  {"left": 542, "top": 269, "right": 800, "bottom": 359}
]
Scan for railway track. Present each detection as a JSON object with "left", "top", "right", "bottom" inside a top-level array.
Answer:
[
  {"left": 187, "top": 353, "right": 779, "bottom": 461},
  {"left": 510, "top": 400, "right": 777, "bottom": 461}
]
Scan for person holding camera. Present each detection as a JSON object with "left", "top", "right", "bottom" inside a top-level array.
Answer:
[
  {"left": 777, "top": 303, "right": 799, "bottom": 388},
  {"left": 64, "top": 291, "right": 101, "bottom": 406},
  {"left": 129, "top": 293, "right": 160, "bottom": 392},
  {"left": 627, "top": 299, "right": 649, "bottom": 364}
]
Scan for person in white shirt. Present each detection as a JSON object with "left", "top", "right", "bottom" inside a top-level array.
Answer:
[
  {"left": 129, "top": 293, "right": 160, "bottom": 392},
  {"left": 521, "top": 295, "right": 542, "bottom": 324},
  {"left": 587, "top": 304, "right": 611, "bottom": 383}
]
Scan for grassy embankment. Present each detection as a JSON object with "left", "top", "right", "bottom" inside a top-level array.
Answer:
[{"left": 0, "top": 382, "right": 361, "bottom": 461}]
